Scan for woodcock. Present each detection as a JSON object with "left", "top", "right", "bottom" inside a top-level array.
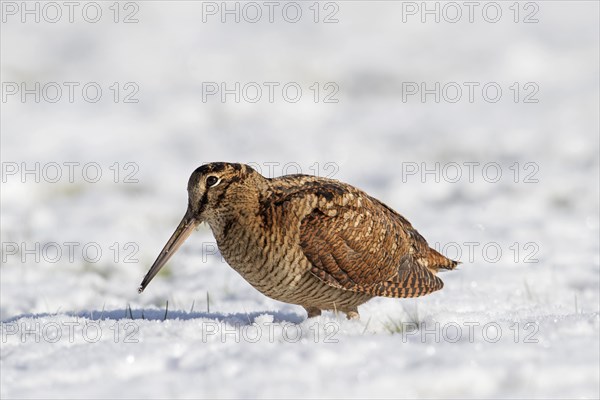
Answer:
[{"left": 139, "top": 162, "right": 458, "bottom": 319}]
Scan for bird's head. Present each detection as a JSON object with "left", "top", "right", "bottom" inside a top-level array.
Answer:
[{"left": 138, "top": 162, "right": 263, "bottom": 293}]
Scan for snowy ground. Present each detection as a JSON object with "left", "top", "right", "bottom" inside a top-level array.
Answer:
[{"left": 1, "top": 1, "right": 599, "bottom": 399}]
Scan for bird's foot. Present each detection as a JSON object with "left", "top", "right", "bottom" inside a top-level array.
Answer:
[
  {"left": 304, "top": 306, "right": 322, "bottom": 318},
  {"left": 345, "top": 309, "right": 360, "bottom": 320}
]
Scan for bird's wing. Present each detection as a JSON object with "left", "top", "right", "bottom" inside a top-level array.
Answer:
[{"left": 297, "top": 186, "right": 444, "bottom": 298}]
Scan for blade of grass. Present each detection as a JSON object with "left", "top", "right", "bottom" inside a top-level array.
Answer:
[
  {"left": 362, "top": 317, "right": 372, "bottom": 335},
  {"left": 163, "top": 301, "right": 169, "bottom": 321}
]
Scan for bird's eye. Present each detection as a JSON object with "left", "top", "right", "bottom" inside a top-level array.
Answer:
[{"left": 206, "top": 176, "right": 220, "bottom": 187}]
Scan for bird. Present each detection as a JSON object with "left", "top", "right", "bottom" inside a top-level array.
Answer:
[{"left": 138, "top": 162, "right": 458, "bottom": 319}]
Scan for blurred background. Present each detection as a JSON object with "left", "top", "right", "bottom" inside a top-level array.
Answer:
[{"left": 1, "top": 1, "right": 599, "bottom": 398}]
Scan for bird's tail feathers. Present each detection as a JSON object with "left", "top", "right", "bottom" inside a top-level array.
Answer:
[{"left": 426, "top": 247, "right": 460, "bottom": 272}]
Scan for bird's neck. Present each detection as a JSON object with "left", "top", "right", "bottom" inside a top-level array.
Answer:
[{"left": 207, "top": 200, "right": 261, "bottom": 244}]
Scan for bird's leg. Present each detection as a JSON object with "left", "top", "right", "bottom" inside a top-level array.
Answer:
[
  {"left": 304, "top": 306, "right": 322, "bottom": 318},
  {"left": 344, "top": 308, "right": 360, "bottom": 320}
]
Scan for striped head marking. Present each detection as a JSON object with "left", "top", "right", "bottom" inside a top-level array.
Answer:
[{"left": 186, "top": 162, "right": 260, "bottom": 220}]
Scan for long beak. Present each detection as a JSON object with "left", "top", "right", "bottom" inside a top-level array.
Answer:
[{"left": 138, "top": 212, "right": 200, "bottom": 293}]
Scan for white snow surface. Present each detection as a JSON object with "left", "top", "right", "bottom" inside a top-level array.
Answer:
[{"left": 1, "top": 2, "right": 599, "bottom": 399}]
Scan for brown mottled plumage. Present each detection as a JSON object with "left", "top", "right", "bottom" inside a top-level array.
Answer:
[{"left": 139, "top": 162, "right": 458, "bottom": 319}]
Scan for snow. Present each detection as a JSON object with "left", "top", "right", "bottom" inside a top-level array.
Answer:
[{"left": 1, "top": 1, "right": 599, "bottom": 398}]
